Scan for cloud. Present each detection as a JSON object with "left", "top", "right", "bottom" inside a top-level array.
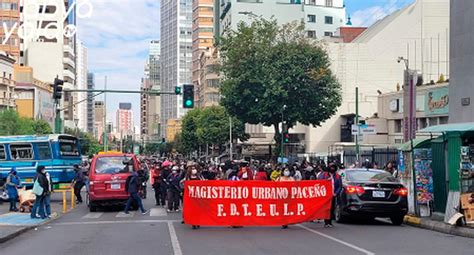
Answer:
[
  {"left": 77, "top": 0, "right": 159, "bottom": 125},
  {"left": 350, "top": 0, "right": 411, "bottom": 27}
]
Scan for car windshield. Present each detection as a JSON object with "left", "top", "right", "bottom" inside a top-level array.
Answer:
[
  {"left": 95, "top": 156, "right": 135, "bottom": 174},
  {"left": 345, "top": 170, "right": 398, "bottom": 183}
]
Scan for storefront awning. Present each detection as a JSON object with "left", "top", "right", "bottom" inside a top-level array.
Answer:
[
  {"left": 419, "top": 122, "right": 474, "bottom": 133},
  {"left": 399, "top": 138, "right": 432, "bottom": 152}
]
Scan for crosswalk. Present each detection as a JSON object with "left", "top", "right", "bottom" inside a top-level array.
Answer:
[{"left": 80, "top": 208, "right": 169, "bottom": 220}]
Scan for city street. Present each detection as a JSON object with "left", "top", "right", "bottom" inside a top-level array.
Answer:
[{"left": 1, "top": 189, "right": 472, "bottom": 255}]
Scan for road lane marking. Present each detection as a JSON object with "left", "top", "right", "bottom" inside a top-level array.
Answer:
[
  {"left": 82, "top": 213, "right": 103, "bottom": 219},
  {"left": 50, "top": 219, "right": 181, "bottom": 226},
  {"left": 116, "top": 211, "right": 135, "bottom": 218},
  {"left": 150, "top": 208, "right": 167, "bottom": 217},
  {"left": 298, "top": 224, "right": 375, "bottom": 255},
  {"left": 168, "top": 221, "right": 183, "bottom": 255}
]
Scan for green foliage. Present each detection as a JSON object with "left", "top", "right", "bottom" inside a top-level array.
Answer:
[
  {"left": 64, "top": 127, "right": 101, "bottom": 156},
  {"left": 177, "top": 106, "right": 247, "bottom": 154},
  {"left": 0, "top": 109, "right": 53, "bottom": 135},
  {"left": 219, "top": 19, "right": 342, "bottom": 155}
]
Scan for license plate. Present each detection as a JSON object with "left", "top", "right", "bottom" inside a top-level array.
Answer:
[
  {"left": 372, "top": 191, "right": 385, "bottom": 198},
  {"left": 111, "top": 183, "right": 121, "bottom": 190},
  {"left": 24, "top": 178, "right": 33, "bottom": 183}
]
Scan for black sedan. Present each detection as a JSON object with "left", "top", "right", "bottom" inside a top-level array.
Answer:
[{"left": 335, "top": 169, "right": 408, "bottom": 225}]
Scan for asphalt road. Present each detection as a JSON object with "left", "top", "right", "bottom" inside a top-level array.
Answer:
[{"left": 1, "top": 189, "right": 473, "bottom": 255}]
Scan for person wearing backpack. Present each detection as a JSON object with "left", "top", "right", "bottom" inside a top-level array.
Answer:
[
  {"left": 124, "top": 171, "right": 148, "bottom": 215},
  {"left": 31, "top": 166, "right": 48, "bottom": 219}
]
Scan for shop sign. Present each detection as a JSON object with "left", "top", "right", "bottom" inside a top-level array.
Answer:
[{"left": 425, "top": 87, "right": 449, "bottom": 116}]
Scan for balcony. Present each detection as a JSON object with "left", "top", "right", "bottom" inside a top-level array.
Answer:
[
  {"left": 64, "top": 44, "right": 75, "bottom": 57},
  {"left": 63, "top": 69, "right": 75, "bottom": 81},
  {"left": 0, "top": 78, "right": 15, "bottom": 87},
  {"left": 63, "top": 57, "right": 76, "bottom": 69},
  {"left": 0, "top": 98, "right": 16, "bottom": 108}
]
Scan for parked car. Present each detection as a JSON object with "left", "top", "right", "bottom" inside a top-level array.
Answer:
[
  {"left": 335, "top": 168, "right": 408, "bottom": 225},
  {"left": 87, "top": 152, "right": 139, "bottom": 212}
]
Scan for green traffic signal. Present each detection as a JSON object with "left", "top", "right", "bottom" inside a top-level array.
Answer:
[
  {"left": 185, "top": 99, "right": 193, "bottom": 107},
  {"left": 175, "top": 86, "right": 182, "bottom": 95},
  {"left": 182, "top": 84, "right": 194, "bottom": 108}
]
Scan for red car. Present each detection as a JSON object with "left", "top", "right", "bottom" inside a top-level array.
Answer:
[{"left": 86, "top": 152, "right": 139, "bottom": 212}]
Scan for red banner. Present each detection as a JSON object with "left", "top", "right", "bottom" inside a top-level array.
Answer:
[{"left": 183, "top": 180, "right": 333, "bottom": 226}]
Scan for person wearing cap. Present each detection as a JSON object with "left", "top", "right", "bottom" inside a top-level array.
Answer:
[
  {"left": 71, "top": 164, "right": 85, "bottom": 204},
  {"left": 166, "top": 166, "right": 181, "bottom": 213},
  {"left": 6, "top": 167, "right": 21, "bottom": 212}
]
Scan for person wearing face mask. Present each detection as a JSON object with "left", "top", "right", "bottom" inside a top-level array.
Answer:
[
  {"left": 31, "top": 166, "right": 48, "bottom": 219},
  {"left": 317, "top": 163, "right": 342, "bottom": 228},
  {"left": 166, "top": 166, "right": 182, "bottom": 213},
  {"left": 276, "top": 167, "right": 295, "bottom": 229},
  {"left": 182, "top": 166, "right": 203, "bottom": 229},
  {"left": 6, "top": 168, "right": 21, "bottom": 212}
]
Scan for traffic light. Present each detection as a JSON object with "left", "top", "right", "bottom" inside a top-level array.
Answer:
[
  {"left": 52, "top": 78, "right": 64, "bottom": 100},
  {"left": 174, "top": 86, "right": 182, "bottom": 95},
  {"left": 283, "top": 131, "right": 290, "bottom": 143},
  {"left": 182, "top": 84, "right": 194, "bottom": 108}
]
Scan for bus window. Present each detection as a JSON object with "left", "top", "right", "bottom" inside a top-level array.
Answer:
[
  {"left": 0, "top": 145, "right": 6, "bottom": 160},
  {"left": 10, "top": 144, "right": 34, "bottom": 160},
  {"left": 59, "top": 139, "right": 80, "bottom": 157},
  {"left": 37, "top": 143, "right": 52, "bottom": 160}
]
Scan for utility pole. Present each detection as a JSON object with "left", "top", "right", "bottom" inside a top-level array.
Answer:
[
  {"left": 355, "top": 87, "right": 360, "bottom": 163},
  {"left": 103, "top": 76, "right": 108, "bottom": 152},
  {"left": 229, "top": 116, "right": 233, "bottom": 161}
]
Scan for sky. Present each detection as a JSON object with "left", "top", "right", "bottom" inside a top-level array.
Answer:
[{"left": 77, "top": 0, "right": 413, "bottom": 127}]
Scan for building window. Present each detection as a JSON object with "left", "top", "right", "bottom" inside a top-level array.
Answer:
[
  {"left": 394, "top": 119, "right": 402, "bottom": 133},
  {"left": 307, "top": 15, "right": 316, "bottom": 23},
  {"left": 324, "top": 31, "right": 333, "bottom": 36},
  {"left": 307, "top": 30, "right": 316, "bottom": 38},
  {"left": 289, "top": 0, "right": 301, "bottom": 4},
  {"left": 326, "top": 0, "right": 333, "bottom": 7},
  {"left": 418, "top": 118, "right": 427, "bottom": 129},
  {"left": 325, "top": 16, "right": 333, "bottom": 24},
  {"left": 439, "top": 116, "right": 449, "bottom": 124}
]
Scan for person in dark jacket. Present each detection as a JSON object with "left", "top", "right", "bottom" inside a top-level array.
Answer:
[
  {"left": 31, "top": 166, "right": 48, "bottom": 219},
  {"left": 160, "top": 161, "right": 172, "bottom": 208},
  {"left": 72, "top": 164, "right": 85, "bottom": 204},
  {"left": 317, "top": 163, "right": 342, "bottom": 228},
  {"left": 6, "top": 168, "right": 21, "bottom": 212},
  {"left": 166, "top": 166, "right": 181, "bottom": 213},
  {"left": 124, "top": 171, "right": 148, "bottom": 214}
]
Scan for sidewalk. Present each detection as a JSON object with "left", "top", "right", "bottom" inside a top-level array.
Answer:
[
  {"left": 404, "top": 214, "right": 474, "bottom": 238},
  {"left": 0, "top": 190, "right": 75, "bottom": 243}
]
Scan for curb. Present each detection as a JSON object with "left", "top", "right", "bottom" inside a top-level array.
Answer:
[
  {"left": 0, "top": 212, "right": 66, "bottom": 244},
  {"left": 404, "top": 215, "right": 474, "bottom": 238}
]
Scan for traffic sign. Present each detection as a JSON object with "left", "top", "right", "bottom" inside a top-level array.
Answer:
[{"left": 352, "top": 124, "right": 376, "bottom": 135}]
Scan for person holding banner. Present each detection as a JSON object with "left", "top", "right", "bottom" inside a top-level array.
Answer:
[
  {"left": 237, "top": 162, "right": 253, "bottom": 180},
  {"left": 318, "top": 164, "right": 342, "bottom": 228},
  {"left": 276, "top": 167, "right": 295, "bottom": 229}
]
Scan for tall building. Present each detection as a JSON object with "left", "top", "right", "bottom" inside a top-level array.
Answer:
[
  {"left": 216, "top": 0, "right": 346, "bottom": 39},
  {"left": 94, "top": 101, "right": 105, "bottom": 139},
  {"left": 140, "top": 69, "right": 150, "bottom": 140},
  {"left": 76, "top": 40, "right": 87, "bottom": 131},
  {"left": 0, "top": 53, "right": 16, "bottom": 109},
  {"left": 20, "top": 0, "right": 77, "bottom": 129},
  {"left": 160, "top": 0, "right": 193, "bottom": 138},
  {"left": 87, "top": 73, "right": 95, "bottom": 133},
  {"left": 148, "top": 40, "right": 161, "bottom": 140},
  {"left": 116, "top": 102, "right": 133, "bottom": 136},
  {"left": 449, "top": 0, "right": 473, "bottom": 123},
  {"left": 0, "top": 0, "right": 20, "bottom": 62},
  {"left": 197, "top": 47, "right": 220, "bottom": 108},
  {"left": 192, "top": 0, "right": 214, "bottom": 108}
]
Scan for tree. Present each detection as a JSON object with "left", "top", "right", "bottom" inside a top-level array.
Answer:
[
  {"left": 64, "top": 127, "right": 101, "bottom": 156},
  {"left": 219, "top": 19, "right": 342, "bottom": 157},
  {"left": 178, "top": 106, "right": 248, "bottom": 155},
  {"left": 0, "top": 109, "right": 53, "bottom": 135}
]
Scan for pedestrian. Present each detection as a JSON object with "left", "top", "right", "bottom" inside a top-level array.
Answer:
[
  {"left": 31, "top": 166, "right": 48, "bottom": 219},
  {"left": 385, "top": 161, "right": 398, "bottom": 178},
  {"left": 83, "top": 161, "right": 90, "bottom": 193},
  {"left": 124, "top": 171, "right": 148, "bottom": 215},
  {"left": 318, "top": 164, "right": 342, "bottom": 228},
  {"left": 160, "top": 160, "right": 172, "bottom": 208},
  {"left": 254, "top": 166, "right": 268, "bottom": 180},
  {"left": 72, "top": 164, "right": 85, "bottom": 204},
  {"left": 276, "top": 167, "right": 294, "bottom": 229},
  {"left": 166, "top": 166, "right": 181, "bottom": 213},
  {"left": 44, "top": 171, "right": 53, "bottom": 218},
  {"left": 293, "top": 165, "right": 303, "bottom": 181},
  {"left": 270, "top": 166, "right": 282, "bottom": 181},
  {"left": 238, "top": 162, "right": 253, "bottom": 180},
  {"left": 6, "top": 168, "right": 21, "bottom": 212},
  {"left": 153, "top": 163, "right": 165, "bottom": 206},
  {"left": 228, "top": 165, "right": 240, "bottom": 181}
]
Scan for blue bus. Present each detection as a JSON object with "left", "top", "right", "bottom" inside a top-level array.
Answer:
[{"left": 0, "top": 134, "right": 82, "bottom": 188}]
